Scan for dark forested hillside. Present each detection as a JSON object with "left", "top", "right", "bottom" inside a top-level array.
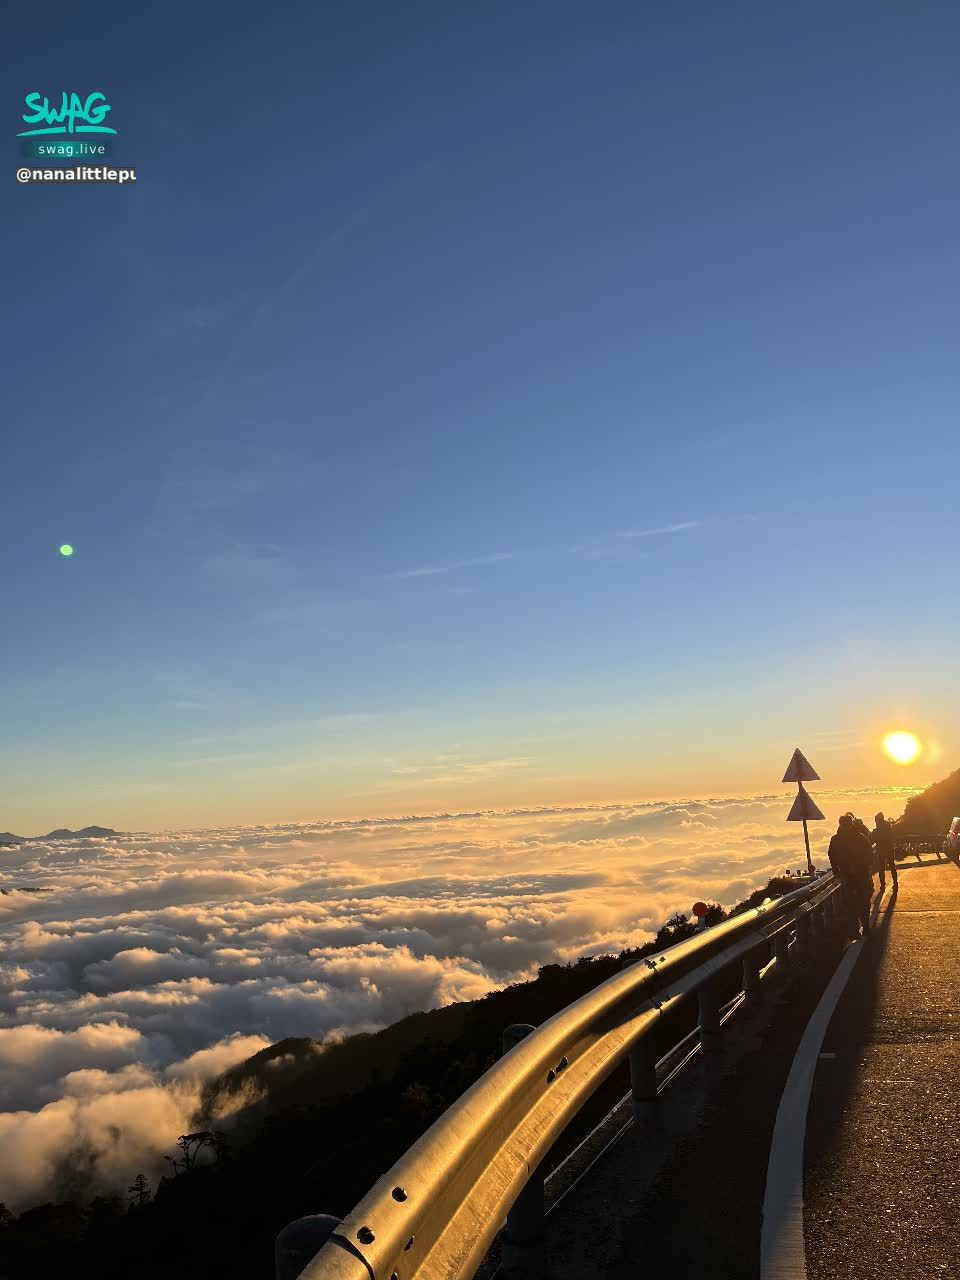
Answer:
[
  {"left": 0, "top": 877, "right": 798, "bottom": 1279},
  {"left": 899, "top": 769, "right": 960, "bottom": 835}
]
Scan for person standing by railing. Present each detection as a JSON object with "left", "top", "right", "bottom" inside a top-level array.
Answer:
[
  {"left": 871, "top": 811, "right": 898, "bottom": 892},
  {"left": 828, "top": 813, "right": 874, "bottom": 939}
]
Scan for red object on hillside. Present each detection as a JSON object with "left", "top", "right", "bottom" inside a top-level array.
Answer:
[{"left": 691, "top": 901, "right": 708, "bottom": 918}]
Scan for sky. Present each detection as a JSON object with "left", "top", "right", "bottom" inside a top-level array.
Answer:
[
  {"left": 0, "top": 784, "right": 919, "bottom": 1206},
  {"left": 3, "top": 3, "right": 959, "bottom": 832}
]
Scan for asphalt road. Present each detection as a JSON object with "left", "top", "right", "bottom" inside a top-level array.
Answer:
[
  {"left": 804, "top": 858, "right": 960, "bottom": 1279},
  {"left": 578, "top": 856, "right": 960, "bottom": 1279},
  {"left": 599, "top": 929, "right": 846, "bottom": 1278}
]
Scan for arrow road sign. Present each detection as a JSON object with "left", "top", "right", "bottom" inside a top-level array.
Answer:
[
  {"left": 782, "top": 749, "right": 822, "bottom": 875},
  {"left": 786, "top": 787, "right": 825, "bottom": 822},
  {"left": 782, "top": 748, "right": 820, "bottom": 784}
]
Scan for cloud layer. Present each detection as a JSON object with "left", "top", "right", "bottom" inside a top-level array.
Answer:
[{"left": 0, "top": 785, "right": 916, "bottom": 1206}]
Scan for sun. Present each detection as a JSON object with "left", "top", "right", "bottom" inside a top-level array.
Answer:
[{"left": 883, "top": 731, "right": 921, "bottom": 765}]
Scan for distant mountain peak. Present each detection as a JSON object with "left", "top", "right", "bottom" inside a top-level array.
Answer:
[
  {"left": 0, "top": 825, "right": 118, "bottom": 846},
  {"left": 44, "top": 826, "right": 118, "bottom": 840}
]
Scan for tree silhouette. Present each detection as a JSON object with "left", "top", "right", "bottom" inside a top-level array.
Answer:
[
  {"left": 127, "top": 1174, "right": 150, "bottom": 1207},
  {"left": 164, "top": 1131, "right": 216, "bottom": 1175},
  {"left": 901, "top": 768, "right": 960, "bottom": 835},
  {"left": 654, "top": 912, "right": 696, "bottom": 949}
]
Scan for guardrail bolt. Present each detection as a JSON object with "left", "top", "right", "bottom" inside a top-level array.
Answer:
[
  {"left": 274, "top": 1215, "right": 342, "bottom": 1280},
  {"left": 392, "top": 1186, "right": 407, "bottom": 1202},
  {"left": 357, "top": 1226, "right": 375, "bottom": 1244}
]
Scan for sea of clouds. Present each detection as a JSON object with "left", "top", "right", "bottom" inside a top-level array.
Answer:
[{"left": 0, "top": 785, "right": 916, "bottom": 1207}]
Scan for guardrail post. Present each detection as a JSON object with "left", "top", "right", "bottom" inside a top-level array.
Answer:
[
  {"left": 621, "top": 959, "right": 664, "bottom": 1137},
  {"left": 822, "top": 891, "right": 834, "bottom": 932},
  {"left": 774, "top": 928, "right": 791, "bottom": 977},
  {"left": 742, "top": 946, "right": 762, "bottom": 1007},
  {"left": 502, "top": 1023, "right": 537, "bottom": 1055},
  {"left": 275, "top": 1215, "right": 342, "bottom": 1280},
  {"left": 698, "top": 985, "right": 722, "bottom": 1055},
  {"left": 501, "top": 1024, "right": 546, "bottom": 1278},
  {"left": 795, "top": 912, "right": 812, "bottom": 967},
  {"left": 808, "top": 903, "right": 823, "bottom": 949},
  {"left": 628, "top": 1040, "right": 663, "bottom": 1136}
]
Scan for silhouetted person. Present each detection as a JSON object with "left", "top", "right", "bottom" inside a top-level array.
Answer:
[
  {"left": 871, "top": 812, "right": 898, "bottom": 891},
  {"left": 828, "top": 813, "right": 874, "bottom": 938},
  {"left": 856, "top": 812, "right": 876, "bottom": 880},
  {"left": 852, "top": 814, "right": 872, "bottom": 846}
]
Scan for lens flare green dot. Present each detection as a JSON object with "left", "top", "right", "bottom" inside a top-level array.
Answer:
[{"left": 59, "top": 544, "right": 74, "bottom": 557}]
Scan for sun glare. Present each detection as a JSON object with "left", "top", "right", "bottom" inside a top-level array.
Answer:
[{"left": 883, "top": 731, "right": 921, "bottom": 765}]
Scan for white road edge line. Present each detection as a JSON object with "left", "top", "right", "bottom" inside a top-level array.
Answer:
[{"left": 759, "top": 897, "right": 880, "bottom": 1280}]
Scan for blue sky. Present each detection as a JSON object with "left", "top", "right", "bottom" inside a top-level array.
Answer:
[{"left": 3, "top": 2, "right": 958, "bottom": 829}]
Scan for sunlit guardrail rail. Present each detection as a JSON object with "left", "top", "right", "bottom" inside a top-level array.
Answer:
[{"left": 282, "top": 872, "right": 843, "bottom": 1280}]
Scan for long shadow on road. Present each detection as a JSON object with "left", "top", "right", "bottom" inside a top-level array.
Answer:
[
  {"left": 803, "top": 858, "right": 960, "bottom": 1280},
  {"left": 603, "top": 915, "right": 853, "bottom": 1278}
]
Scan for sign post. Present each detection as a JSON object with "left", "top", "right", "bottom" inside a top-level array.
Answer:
[{"left": 782, "top": 748, "right": 824, "bottom": 876}]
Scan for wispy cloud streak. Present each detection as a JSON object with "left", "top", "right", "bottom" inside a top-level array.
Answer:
[
  {"left": 390, "top": 521, "right": 703, "bottom": 580},
  {"left": 390, "top": 552, "right": 518, "bottom": 579},
  {"left": 619, "top": 520, "right": 702, "bottom": 538}
]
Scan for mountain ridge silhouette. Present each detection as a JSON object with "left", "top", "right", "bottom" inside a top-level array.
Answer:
[{"left": 0, "top": 825, "right": 118, "bottom": 845}]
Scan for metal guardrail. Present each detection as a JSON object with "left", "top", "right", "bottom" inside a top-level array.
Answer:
[
  {"left": 894, "top": 833, "right": 945, "bottom": 857},
  {"left": 291, "top": 872, "right": 843, "bottom": 1280}
]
